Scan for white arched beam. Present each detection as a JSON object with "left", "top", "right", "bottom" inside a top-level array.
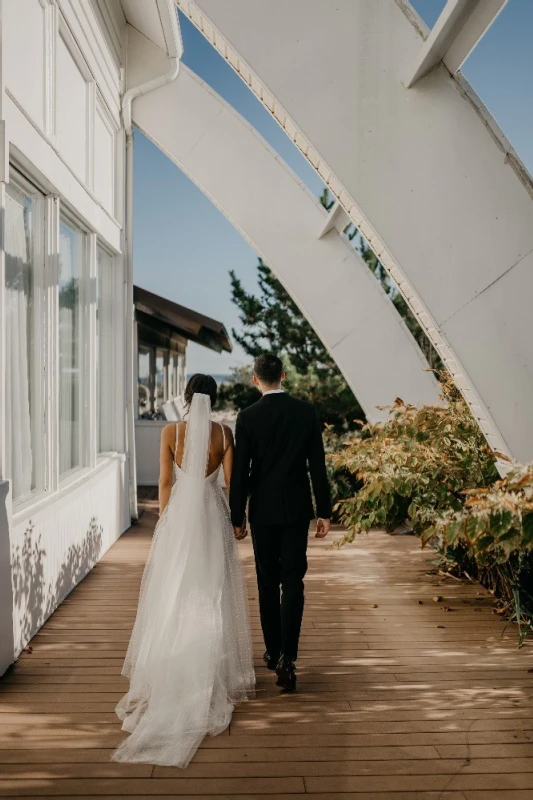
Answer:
[
  {"left": 179, "top": 0, "right": 533, "bottom": 463},
  {"left": 404, "top": 0, "right": 507, "bottom": 88},
  {"left": 132, "top": 61, "right": 439, "bottom": 420}
]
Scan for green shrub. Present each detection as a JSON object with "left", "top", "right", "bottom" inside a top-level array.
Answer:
[
  {"left": 331, "top": 378, "right": 499, "bottom": 540},
  {"left": 330, "top": 377, "right": 533, "bottom": 643},
  {"left": 421, "top": 463, "right": 533, "bottom": 559},
  {"left": 323, "top": 425, "right": 362, "bottom": 519}
]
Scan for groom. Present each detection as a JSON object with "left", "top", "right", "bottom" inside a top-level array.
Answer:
[{"left": 230, "top": 354, "right": 332, "bottom": 691}]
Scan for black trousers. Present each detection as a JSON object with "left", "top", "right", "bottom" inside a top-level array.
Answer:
[{"left": 250, "top": 521, "right": 310, "bottom": 662}]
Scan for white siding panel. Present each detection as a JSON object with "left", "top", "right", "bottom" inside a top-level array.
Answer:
[
  {"left": 56, "top": 33, "right": 89, "bottom": 182},
  {"left": 94, "top": 105, "right": 115, "bottom": 215},
  {"left": 9, "top": 456, "right": 129, "bottom": 659},
  {"left": 4, "top": 93, "right": 122, "bottom": 250},
  {"left": 4, "top": 0, "right": 46, "bottom": 129},
  {"left": 62, "top": 0, "right": 123, "bottom": 122},
  {"left": 135, "top": 421, "right": 168, "bottom": 486}
]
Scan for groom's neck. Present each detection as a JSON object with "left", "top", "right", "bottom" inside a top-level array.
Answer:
[{"left": 260, "top": 383, "right": 282, "bottom": 395}]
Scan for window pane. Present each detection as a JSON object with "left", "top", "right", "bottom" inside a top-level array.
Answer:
[
  {"left": 138, "top": 346, "right": 151, "bottom": 418},
  {"left": 59, "top": 218, "right": 84, "bottom": 476},
  {"left": 96, "top": 245, "right": 114, "bottom": 452},
  {"left": 5, "top": 181, "right": 40, "bottom": 500},
  {"left": 169, "top": 353, "right": 177, "bottom": 398}
]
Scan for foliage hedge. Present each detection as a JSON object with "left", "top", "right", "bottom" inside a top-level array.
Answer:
[
  {"left": 330, "top": 379, "right": 499, "bottom": 535},
  {"left": 330, "top": 377, "right": 533, "bottom": 643}
]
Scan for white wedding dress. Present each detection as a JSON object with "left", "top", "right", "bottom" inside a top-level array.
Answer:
[{"left": 113, "top": 393, "right": 255, "bottom": 768}]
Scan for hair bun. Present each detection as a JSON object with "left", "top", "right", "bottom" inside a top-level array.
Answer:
[{"left": 184, "top": 374, "right": 218, "bottom": 409}]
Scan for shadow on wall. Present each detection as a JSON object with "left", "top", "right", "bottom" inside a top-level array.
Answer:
[
  {"left": 10, "top": 517, "right": 104, "bottom": 655},
  {"left": 0, "top": 482, "right": 15, "bottom": 674}
]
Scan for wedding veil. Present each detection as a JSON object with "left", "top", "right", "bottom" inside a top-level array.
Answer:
[{"left": 113, "top": 392, "right": 254, "bottom": 767}]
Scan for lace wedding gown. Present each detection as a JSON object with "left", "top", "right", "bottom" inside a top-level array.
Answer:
[{"left": 113, "top": 393, "right": 255, "bottom": 767}]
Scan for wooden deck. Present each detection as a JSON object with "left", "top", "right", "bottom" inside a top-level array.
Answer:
[{"left": 1, "top": 490, "right": 533, "bottom": 799}]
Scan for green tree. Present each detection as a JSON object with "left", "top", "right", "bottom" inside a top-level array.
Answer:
[{"left": 221, "top": 259, "right": 365, "bottom": 431}]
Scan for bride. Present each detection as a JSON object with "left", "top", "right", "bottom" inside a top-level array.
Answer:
[{"left": 113, "top": 374, "right": 255, "bottom": 768}]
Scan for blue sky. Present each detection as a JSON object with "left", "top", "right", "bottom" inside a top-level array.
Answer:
[{"left": 133, "top": 1, "right": 533, "bottom": 376}]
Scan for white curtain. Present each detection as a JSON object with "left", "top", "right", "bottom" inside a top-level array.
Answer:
[
  {"left": 58, "top": 229, "right": 78, "bottom": 476},
  {"left": 5, "top": 189, "right": 33, "bottom": 500}
]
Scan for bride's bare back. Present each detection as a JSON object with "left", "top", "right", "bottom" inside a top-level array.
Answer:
[
  {"left": 158, "top": 420, "right": 234, "bottom": 515},
  {"left": 175, "top": 421, "right": 230, "bottom": 476}
]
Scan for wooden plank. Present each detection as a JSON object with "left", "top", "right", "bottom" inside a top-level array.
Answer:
[
  {"left": 0, "top": 794, "right": 469, "bottom": 800},
  {"left": 305, "top": 773, "right": 533, "bottom": 791},
  {"left": 0, "top": 777, "right": 305, "bottom": 795},
  {"left": 6, "top": 754, "right": 533, "bottom": 780}
]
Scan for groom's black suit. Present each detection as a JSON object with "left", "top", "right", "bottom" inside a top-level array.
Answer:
[{"left": 230, "top": 392, "right": 332, "bottom": 661}]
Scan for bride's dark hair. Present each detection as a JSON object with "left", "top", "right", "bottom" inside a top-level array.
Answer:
[{"left": 184, "top": 373, "right": 218, "bottom": 409}]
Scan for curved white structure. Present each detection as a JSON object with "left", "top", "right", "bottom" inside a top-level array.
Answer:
[
  {"left": 177, "top": 0, "right": 533, "bottom": 462},
  {"left": 133, "top": 61, "right": 439, "bottom": 420}
]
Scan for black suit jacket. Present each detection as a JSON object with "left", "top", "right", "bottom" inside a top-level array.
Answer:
[{"left": 229, "top": 392, "right": 332, "bottom": 527}]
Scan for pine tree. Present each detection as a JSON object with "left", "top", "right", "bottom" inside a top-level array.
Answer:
[{"left": 223, "top": 259, "right": 365, "bottom": 431}]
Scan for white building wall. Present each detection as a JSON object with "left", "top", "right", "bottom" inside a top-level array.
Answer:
[
  {"left": 3, "top": 0, "right": 123, "bottom": 245},
  {"left": 0, "top": 0, "right": 130, "bottom": 674},
  {"left": 2, "top": 0, "right": 47, "bottom": 131},
  {"left": 135, "top": 420, "right": 167, "bottom": 486},
  {"left": 10, "top": 455, "right": 129, "bottom": 656}
]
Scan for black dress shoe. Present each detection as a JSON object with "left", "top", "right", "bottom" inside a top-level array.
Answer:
[
  {"left": 263, "top": 651, "right": 279, "bottom": 671},
  {"left": 275, "top": 656, "right": 297, "bottom": 691}
]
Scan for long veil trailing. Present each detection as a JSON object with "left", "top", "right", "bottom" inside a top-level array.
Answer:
[{"left": 113, "top": 393, "right": 255, "bottom": 767}]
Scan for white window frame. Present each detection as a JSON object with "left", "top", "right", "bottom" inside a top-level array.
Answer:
[
  {"left": 95, "top": 240, "right": 118, "bottom": 455},
  {"left": 3, "top": 168, "right": 47, "bottom": 508},
  {"left": 4, "top": 157, "right": 125, "bottom": 520},
  {"left": 43, "top": 0, "right": 57, "bottom": 140},
  {"left": 56, "top": 206, "right": 91, "bottom": 486}
]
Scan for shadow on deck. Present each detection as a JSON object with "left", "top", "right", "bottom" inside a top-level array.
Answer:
[{"left": 1, "top": 488, "right": 532, "bottom": 798}]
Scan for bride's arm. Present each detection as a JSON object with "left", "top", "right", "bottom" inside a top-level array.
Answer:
[
  {"left": 159, "top": 424, "right": 175, "bottom": 516},
  {"left": 222, "top": 426, "right": 234, "bottom": 492}
]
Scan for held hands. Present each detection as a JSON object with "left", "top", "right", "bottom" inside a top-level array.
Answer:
[
  {"left": 234, "top": 516, "right": 330, "bottom": 539},
  {"left": 315, "top": 518, "right": 331, "bottom": 538},
  {"left": 234, "top": 512, "right": 248, "bottom": 541}
]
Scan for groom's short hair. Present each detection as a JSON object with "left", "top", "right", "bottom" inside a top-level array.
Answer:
[{"left": 254, "top": 353, "right": 283, "bottom": 385}]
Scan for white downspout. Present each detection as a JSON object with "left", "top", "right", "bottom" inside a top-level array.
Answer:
[{"left": 122, "top": 0, "right": 181, "bottom": 520}]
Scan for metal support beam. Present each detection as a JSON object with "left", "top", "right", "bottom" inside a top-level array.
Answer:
[{"left": 404, "top": 0, "right": 507, "bottom": 88}]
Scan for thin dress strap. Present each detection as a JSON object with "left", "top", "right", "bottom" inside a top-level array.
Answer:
[
  {"left": 219, "top": 422, "right": 226, "bottom": 454},
  {"left": 174, "top": 422, "right": 180, "bottom": 463}
]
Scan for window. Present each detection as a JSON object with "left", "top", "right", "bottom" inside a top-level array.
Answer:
[
  {"left": 5, "top": 167, "right": 121, "bottom": 496},
  {"left": 155, "top": 348, "right": 165, "bottom": 412},
  {"left": 96, "top": 245, "right": 115, "bottom": 452},
  {"left": 137, "top": 344, "right": 184, "bottom": 419},
  {"left": 4, "top": 177, "right": 43, "bottom": 501},
  {"left": 58, "top": 217, "right": 86, "bottom": 477},
  {"left": 138, "top": 346, "right": 152, "bottom": 418}
]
